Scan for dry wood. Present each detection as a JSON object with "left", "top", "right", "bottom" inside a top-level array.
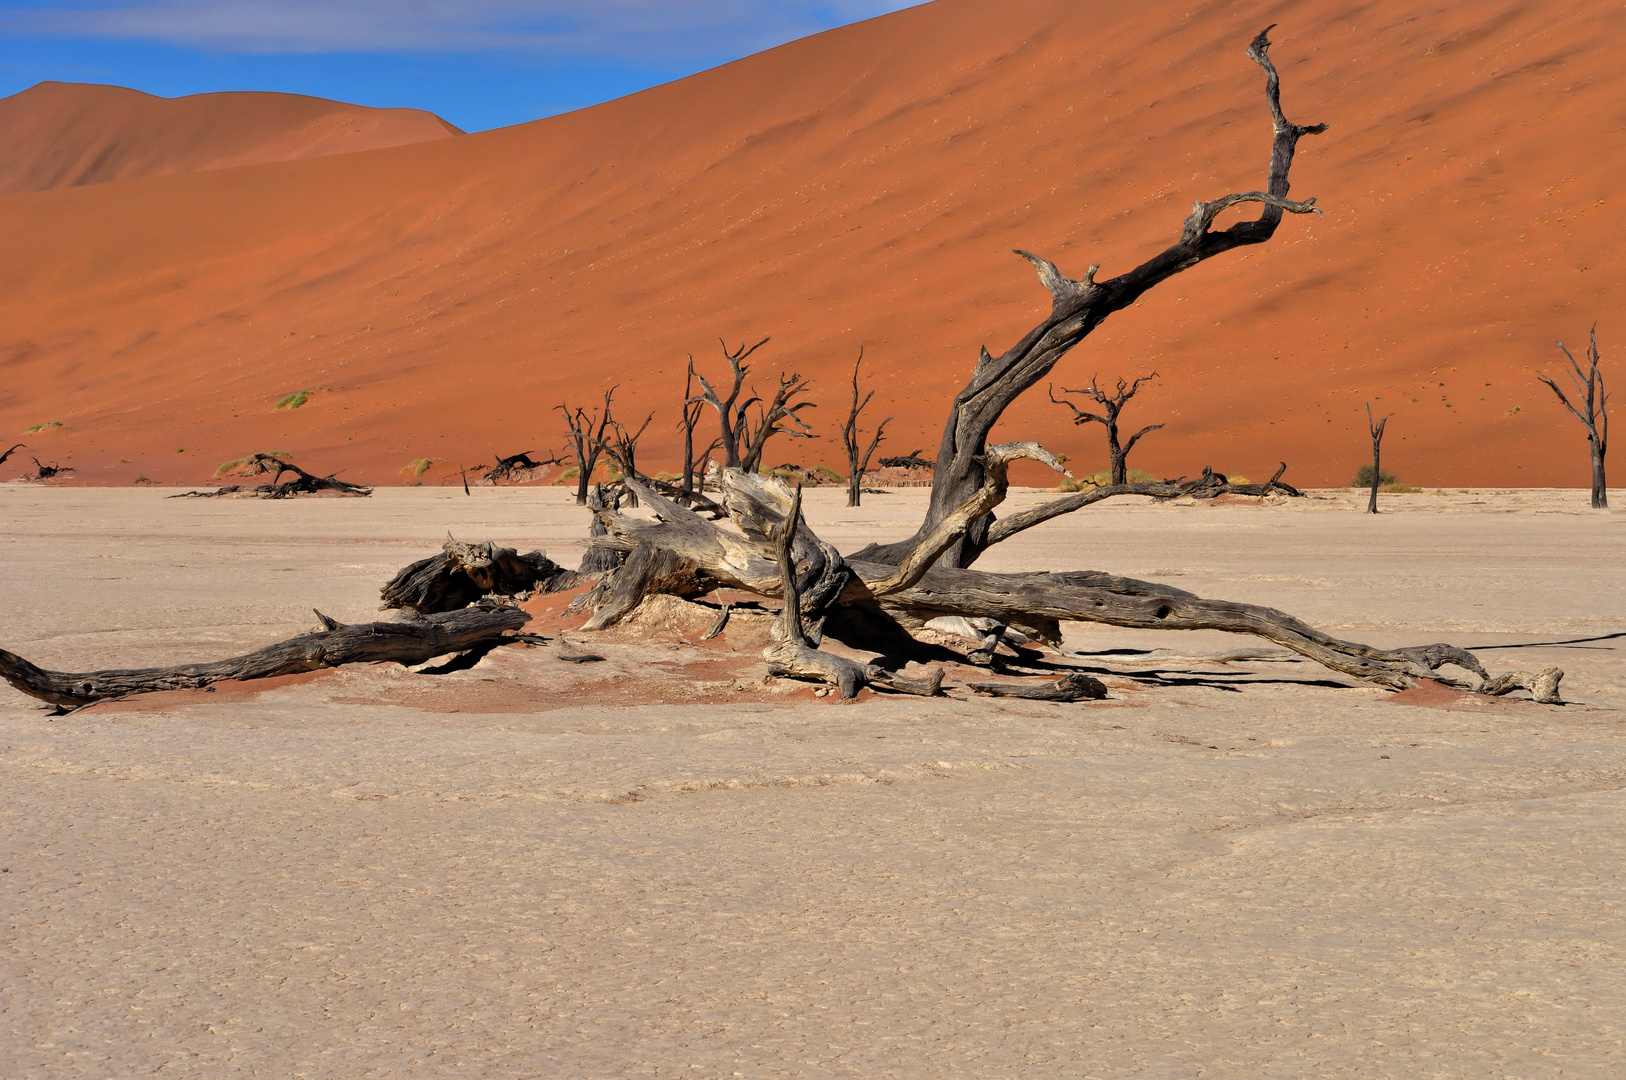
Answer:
[
  {"left": 172, "top": 455, "right": 371, "bottom": 498},
  {"left": 1539, "top": 326, "right": 1610, "bottom": 508},
  {"left": 1050, "top": 373, "right": 1162, "bottom": 485},
  {"left": 485, "top": 451, "right": 561, "bottom": 485},
  {"left": 0, "top": 443, "right": 25, "bottom": 466},
  {"left": 381, "top": 536, "right": 578, "bottom": 613},
  {"left": 0, "top": 605, "right": 533, "bottom": 711},
  {"left": 866, "top": 26, "right": 1326, "bottom": 569},
  {"left": 760, "top": 485, "right": 943, "bottom": 699},
  {"left": 966, "top": 672, "right": 1108, "bottom": 702},
  {"left": 842, "top": 349, "right": 892, "bottom": 507},
  {"left": 1365, "top": 403, "right": 1388, "bottom": 514},
  {"left": 560, "top": 389, "right": 615, "bottom": 505}
]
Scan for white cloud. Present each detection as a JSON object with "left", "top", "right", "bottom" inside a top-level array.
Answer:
[{"left": 2, "top": 1, "right": 926, "bottom": 59}]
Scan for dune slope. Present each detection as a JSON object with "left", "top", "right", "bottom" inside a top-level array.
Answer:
[
  {"left": 0, "top": 0, "right": 1621, "bottom": 490},
  {"left": 0, "top": 81, "right": 461, "bottom": 193}
]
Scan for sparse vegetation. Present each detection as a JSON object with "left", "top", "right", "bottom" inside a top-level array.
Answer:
[
  {"left": 133, "top": 475, "right": 158, "bottom": 485},
  {"left": 274, "top": 386, "right": 332, "bottom": 410},
  {"left": 1351, "top": 465, "right": 1420, "bottom": 493},
  {"left": 402, "top": 458, "right": 437, "bottom": 479},
  {"left": 24, "top": 421, "right": 64, "bottom": 433},
  {"left": 215, "top": 451, "right": 290, "bottom": 477}
]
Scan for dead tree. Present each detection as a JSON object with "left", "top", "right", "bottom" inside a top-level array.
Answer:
[
  {"left": 0, "top": 605, "right": 533, "bottom": 713},
  {"left": 568, "top": 28, "right": 1564, "bottom": 705},
  {"left": 0, "top": 443, "right": 24, "bottom": 466},
  {"left": 858, "top": 27, "right": 1328, "bottom": 569},
  {"left": 690, "top": 337, "right": 769, "bottom": 468},
  {"left": 595, "top": 411, "right": 655, "bottom": 507},
  {"left": 172, "top": 454, "right": 371, "bottom": 498},
  {"left": 842, "top": 349, "right": 892, "bottom": 507},
  {"left": 679, "top": 356, "right": 723, "bottom": 502},
  {"left": 879, "top": 450, "right": 933, "bottom": 470},
  {"left": 380, "top": 536, "right": 578, "bottom": 613},
  {"left": 485, "top": 451, "right": 561, "bottom": 485},
  {"left": 560, "top": 388, "right": 615, "bottom": 505},
  {"left": 29, "top": 457, "right": 73, "bottom": 480},
  {"left": 1539, "top": 327, "right": 1610, "bottom": 509},
  {"left": 1049, "top": 373, "right": 1162, "bottom": 485},
  {"left": 691, "top": 338, "right": 816, "bottom": 472},
  {"left": 1365, "top": 402, "right": 1388, "bottom": 515}
]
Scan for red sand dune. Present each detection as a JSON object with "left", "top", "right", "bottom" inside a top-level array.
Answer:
[
  {"left": 0, "top": 81, "right": 461, "bottom": 193},
  {"left": 0, "top": 0, "right": 1621, "bottom": 490}
]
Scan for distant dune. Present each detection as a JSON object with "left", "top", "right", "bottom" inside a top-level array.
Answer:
[
  {"left": 0, "top": 0, "right": 1621, "bottom": 489},
  {"left": 0, "top": 81, "right": 461, "bottom": 192}
]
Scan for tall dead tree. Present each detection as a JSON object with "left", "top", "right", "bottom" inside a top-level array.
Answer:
[
  {"left": 737, "top": 372, "right": 817, "bottom": 473},
  {"left": 842, "top": 350, "right": 892, "bottom": 507},
  {"left": 859, "top": 26, "right": 1327, "bottom": 569},
  {"left": 559, "top": 388, "right": 615, "bottom": 505},
  {"left": 1539, "top": 327, "right": 1610, "bottom": 509},
  {"left": 691, "top": 338, "right": 815, "bottom": 473},
  {"left": 1365, "top": 402, "right": 1388, "bottom": 514},
  {"left": 1049, "top": 373, "right": 1162, "bottom": 485},
  {"left": 691, "top": 338, "right": 769, "bottom": 468}
]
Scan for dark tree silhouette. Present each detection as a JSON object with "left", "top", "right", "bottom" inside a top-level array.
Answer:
[
  {"left": 841, "top": 349, "right": 892, "bottom": 507},
  {"left": 1364, "top": 403, "right": 1389, "bottom": 515},
  {"left": 678, "top": 356, "right": 723, "bottom": 501},
  {"left": 559, "top": 388, "right": 615, "bottom": 505},
  {"left": 1538, "top": 326, "right": 1610, "bottom": 509},
  {"left": 1049, "top": 373, "right": 1162, "bottom": 485},
  {"left": 690, "top": 338, "right": 815, "bottom": 473}
]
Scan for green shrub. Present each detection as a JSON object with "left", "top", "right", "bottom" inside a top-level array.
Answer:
[
  {"left": 402, "top": 458, "right": 436, "bottom": 479},
  {"left": 1351, "top": 464, "right": 1398, "bottom": 488},
  {"left": 814, "top": 465, "right": 843, "bottom": 484},
  {"left": 275, "top": 386, "right": 333, "bottom": 410},
  {"left": 25, "top": 420, "right": 64, "bottom": 433}
]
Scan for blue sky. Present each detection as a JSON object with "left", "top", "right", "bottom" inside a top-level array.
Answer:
[{"left": 0, "top": 1, "right": 924, "bottom": 131}]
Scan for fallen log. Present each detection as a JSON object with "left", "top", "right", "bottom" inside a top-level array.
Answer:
[
  {"left": 0, "top": 605, "right": 533, "bottom": 711},
  {"left": 381, "top": 536, "right": 579, "bottom": 613},
  {"left": 967, "top": 672, "right": 1109, "bottom": 702},
  {"left": 172, "top": 455, "right": 371, "bottom": 499}
]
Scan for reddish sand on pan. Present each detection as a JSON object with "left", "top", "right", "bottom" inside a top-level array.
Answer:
[
  {"left": 0, "top": 82, "right": 461, "bottom": 193},
  {"left": 0, "top": 0, "right": 1621, "bottom": 489}
]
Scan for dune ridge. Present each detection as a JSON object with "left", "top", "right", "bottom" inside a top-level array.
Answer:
[
  {"left": 0, "top": 81, "right": 461, "bottom": 193},
  {"left": 0, "top": 0, "right": 1621, "bottom": 489}
]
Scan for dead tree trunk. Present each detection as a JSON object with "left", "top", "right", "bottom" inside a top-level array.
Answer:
[
  {"left": 691, "top": 338, "right": 769, "bottom": 469},
  {"left": 679, "top": 356, "right": 723, "bottom": 503},
  {"left": 0, "top": 605, "right": 533, "bottom": 712},
  {"left": 560, "top": 389, "right": 615, "bottom": 505},
  {"left": 380, "top": 536, "right": 578, "bottom": 613},
  {"left": 1366, "top": 402, "right": 1388, "bottom": 515},
  {"left": 738, "top": 371, "right": 817, "bottom": 474},
  {"left": 1539, "top": 326, "right": 1610, "bottom": 509},
  {"left": 862, "top": 26, "right": 1327, "bottom": 569},
  {"left": 1050, "top": 374, "right": 1161, "bottom": 484},
  {"left": 842, "top": 350, "right": 892, "bottom": 507}
]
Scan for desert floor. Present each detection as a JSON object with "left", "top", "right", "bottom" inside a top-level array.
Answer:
[{"left": 2, "top": 485, "right": 1623, "bottom": 1078}]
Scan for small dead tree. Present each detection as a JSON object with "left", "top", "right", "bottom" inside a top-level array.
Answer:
[
  {"left": 559, "top": 388, "right": 615, "bottom": 505},
  {"left": 678, "top": 356, "right": 723, "bottom": 502},
  {"left": 691, "top": 338, "right": 815, "bottom": 472},
  {"left": 595, "top": 411, "right": 655, "bottom": 508},
  {"left": 1365, "top": 402, "right": 1388, "bottom": 515},
  {"left": 1049, "top": 373, "right": 1162, "bottom": 485},
  {"left": 0, "top": 443, "right": 24, "bottom": 467},
  {"left": 1538, "top": 327, "right": 1610, "bottom": 509},
  {"left": 738, "top": 372, "right": 817, "bottom": 473},
  {"left": 485, "top": 450, "right": 562, "bottom": 485},
  {"left": 690, "top": 338, "right": 769, "bottom": 468},
  {"left": 842, "top": 350, "right": 892, "bottom": 507},
  {"left": 29, "top": 456, "right": 73, "bottom": 480}
]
